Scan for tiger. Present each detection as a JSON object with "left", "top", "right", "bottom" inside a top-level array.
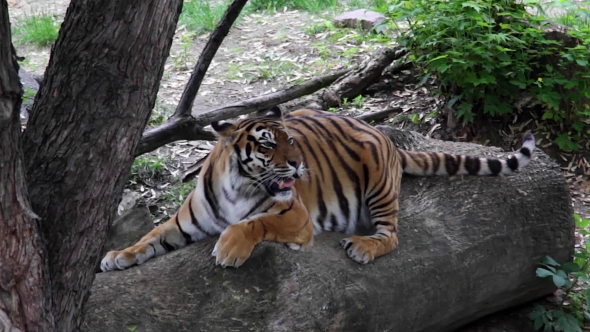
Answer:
[{"left": 100, "top": 106, "right": 536, "bottom": 271}]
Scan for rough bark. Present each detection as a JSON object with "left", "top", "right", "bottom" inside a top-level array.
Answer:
[
  {"left": 0, "top": 1, "right": 54, "bottom": 330},
  {"left": 83, "top": 128, "right": 574, "bottom": 332},
  {"left": 20, "top": 0, "right": 183, "bottom": 330}
]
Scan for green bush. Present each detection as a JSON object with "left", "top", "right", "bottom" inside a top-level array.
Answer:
[
  {"left": 179, "top": 0, "right": 228, "bottom": 35},
  {"left": 387, "top": 0, "right": 590, "bottom": 150},
  {"left": 12, "top": 13, "right": 60, "bottom": 47},
  {"left": 531, "top": 214, "right": 590, "bottom": 332}
]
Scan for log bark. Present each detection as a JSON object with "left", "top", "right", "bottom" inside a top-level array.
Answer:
[
  {"left": 0, "top": 1, "right": 54, "bottom": 330},
  {"left": 20, "top": 1, "right": 183, "bottom": 330},
  {"left": 83, "top": 128, "right": 574, "bottom": 332}
]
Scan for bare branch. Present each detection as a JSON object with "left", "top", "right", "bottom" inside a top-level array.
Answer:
[
  {"left": 284, "top": 47, "right": 406, "bottom": 110},
  {"left": 194, "top": 68, "right": 350, "bottom": 126},
  {"left": 135, "top": 69, "right": 349, "bottom": 156},
  {"left": 175, "top": 0, "right": 249, "bottom": 117}
]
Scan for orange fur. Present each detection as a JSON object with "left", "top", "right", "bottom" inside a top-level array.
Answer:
[{"left": 101, "top": 108, "right": 535, "bottom": 271}]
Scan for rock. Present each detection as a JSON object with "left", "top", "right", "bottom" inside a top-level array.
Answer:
[
  {"left": 101, "top": 205, "right": 154, "bottom": 262},
  {"left": 333, "top": 9, "right": 386, "bottom": 31},
  {"left": 83, "top": 127, "right": 574, "bottom": 332},
  {"left": 18, "top": 67, "right": 40, "bottom": 124},
  {"left": 117, "top": 189, "right": 144, "bottom": 216}
]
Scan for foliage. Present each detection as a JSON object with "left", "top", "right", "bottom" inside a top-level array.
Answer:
[
  {"left": 387, "top": 0, "right": 590, "bottom": 150},
  {"left": 531, "top": 214, "right": 590, "bottom": 331},
  {"left": 22, "top": 87, "right": 36, "bottom": 104},
  {"left": 12, "top": 13, "right": 60, "bottom": 47},
  {"left": 179, "top": 0, "right": 228, "bottom": 35},
  {"left": 161, "top": 179, "right": 195, "bottom": 206},
  {"left": 130, "top": 156, "right": 168, "bottom": 183}
]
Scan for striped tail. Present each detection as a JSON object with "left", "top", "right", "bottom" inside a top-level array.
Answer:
[{"left": 399, "top": 133, "right": 536, "bottom": 176}]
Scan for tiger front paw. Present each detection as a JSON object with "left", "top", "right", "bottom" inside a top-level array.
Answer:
[
  {"left": 341, "top": 235, "right": 398, "bottom": 264},
  {"left": 100, "top": 246, "right": 150, "bottom": 272},
  {"left": 212, "top": 225, "right": 256, "bottom": 268}
]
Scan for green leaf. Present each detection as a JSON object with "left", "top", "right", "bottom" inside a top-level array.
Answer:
[
  {"left": 536, "top": 267, "right": 554, "bottom": 278},
  {"left": 542, "top": 256, "right": 560, "bottom": 267},
  {"left": 552, "top": 274, "right": 567, "bottom": 287},
  {"left": 586, "top": 287, "right": 590, "bottom": 314},
  {"left": 461, "top": 1, "right": 483, "bottom": 12},
  {"left": 533, "top": 317, "right": 544, "bottom": 330},
  {"left": 561, "top": 262, "right": 581, "bottom": 273},
  {"left": 541, "top": 111, "right": 554, "bottom": 120},
  {"left": 555, "top": 313, "right": 582, "bottom": 332},
  {"left": 576, "top": 59, "right": 588, "bottom": 66}
]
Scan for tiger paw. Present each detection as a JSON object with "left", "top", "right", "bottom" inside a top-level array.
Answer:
[
  {"left": 212, "top": 225, "right": 256, "bottom": 268},
  {"left": 100, "top": 247, "right": 149, "bottom": 272},
  {"left": 340, "top": 235, "right": 380, "bottom": 264}
]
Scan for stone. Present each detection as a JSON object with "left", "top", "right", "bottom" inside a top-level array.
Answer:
[{"left": 333, "top": 9, "right": 386, "bottom": 31}]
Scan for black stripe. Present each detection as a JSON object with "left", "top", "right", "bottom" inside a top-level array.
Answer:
[
  {"left": 506, "top": 157, "right": 519, "bottom": 171},
  {"left": 520, "top": 147, "right": 531, "bottom": 158},
  {"left": 148, "top": 243, "right": 157, "bottom": 256},
  {"left": 297, "top": 118, "right": 354, "bottom": 222},
  {"left": 242, "top": 120, "right": 258, "bottom": 133},
  {"left": 399, "top": 150, "right": 408, "bottom": 170},
  {"left": 375, "top": 221, "right": 393, "bottom": 227},
  {"left": 160, "top": 238, "right": 175, "bottom": 252},
  {"left": 317, "top": 182, "right": 328, "bottom": 223},
  {"left": 444, "top": 154, "right": 460, "bottom": 175},
  {"left": 428, "top": 152, "right": 441, "bottom": 174},
  {"left": 188, "top": 198, "right": 213, "bottom": 236},
  {"left": 241, "top": 195, "right": 271, "bottom": 219},
  {"left": 487, "top": 159, "right": 502, "bottom": 175},
  {"left": 370, "top": 200, "right": 395, "bottom": 213},
  {"left": 340, "top": 117, "right": 384, "bottom": 165},
  {"left": 329, "top": 214, "right": 338, "bottom": 232},
  {"left": 288, "top": 127, "right": 326, "bottom": 176},
  {"left": 366, "top": 174, "right": 390, "bottom": 206},
  {"left": 278, "top": 201, "right": 294, "bottom": 215},
  {"left": 222, "top": 186, "right": 237, "bottom": 204},
  {"left": 175, "top": 215, "right": 193, "bottom": 244},
  {"left": 464, "top": 156, "right": 481, "bottom": 175},
  {"left": 363, "top": 164, "right": 370, "bottom": 193},
  {"left": 301, "top": 116, "right": 337, "bottom": 140}
]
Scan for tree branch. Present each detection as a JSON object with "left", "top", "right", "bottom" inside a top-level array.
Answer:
[
  {"left": 174, "top": 0, "right": 249, "bottom": 117},
  {"left": 135, "top": 68, "right": 349, "bottom": 156},
  {"left": 194, "top": 68, "right": 350, "bottom": 126}
]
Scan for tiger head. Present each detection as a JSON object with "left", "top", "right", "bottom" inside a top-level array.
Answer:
[{"left": 211, "top": 106, "right": 304, "bottom": 201}]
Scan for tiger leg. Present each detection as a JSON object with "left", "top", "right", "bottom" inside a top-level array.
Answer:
[
  {"left": 340, "top": 167, "right": 401, "bottom": 264},
  {"left": 213, "top": 196, "right": 313, "bottom": 268},
  {"left": 100, "top": 191, "right": 217, "bottom": 271}
]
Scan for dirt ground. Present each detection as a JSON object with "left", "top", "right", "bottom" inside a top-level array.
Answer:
[{"left": 7, "top": 0, "right": 590, "bottom": 331}]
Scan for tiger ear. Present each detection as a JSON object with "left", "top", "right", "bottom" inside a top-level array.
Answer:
[
  {"left": 211, "top": 120, "right": 236, "bottom": 136},
  {"left": 264, "top": 106, "right": 283, "bottom": 119}
]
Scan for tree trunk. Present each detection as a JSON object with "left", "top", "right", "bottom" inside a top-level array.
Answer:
[
  {"left": 83, "top": 128, "right": 574, "bottom": 332},
  {"left": 20, "top": 0, "right": 183, "bottom": 330},
  {"left": 0, "top": 1, "right": 54, "bottom": 331}
]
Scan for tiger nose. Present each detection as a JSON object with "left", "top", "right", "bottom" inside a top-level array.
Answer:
[{"left": 287, "top": 160, "right": 299, "bottom": 168}]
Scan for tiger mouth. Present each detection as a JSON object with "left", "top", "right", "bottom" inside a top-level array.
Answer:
[{"left": 268, "top": 178, "right": 295, "bottom": 195}]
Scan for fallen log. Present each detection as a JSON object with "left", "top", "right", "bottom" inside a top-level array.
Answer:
[{"left": 83, "top": 128, "right": 574, "bottom": 332}]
